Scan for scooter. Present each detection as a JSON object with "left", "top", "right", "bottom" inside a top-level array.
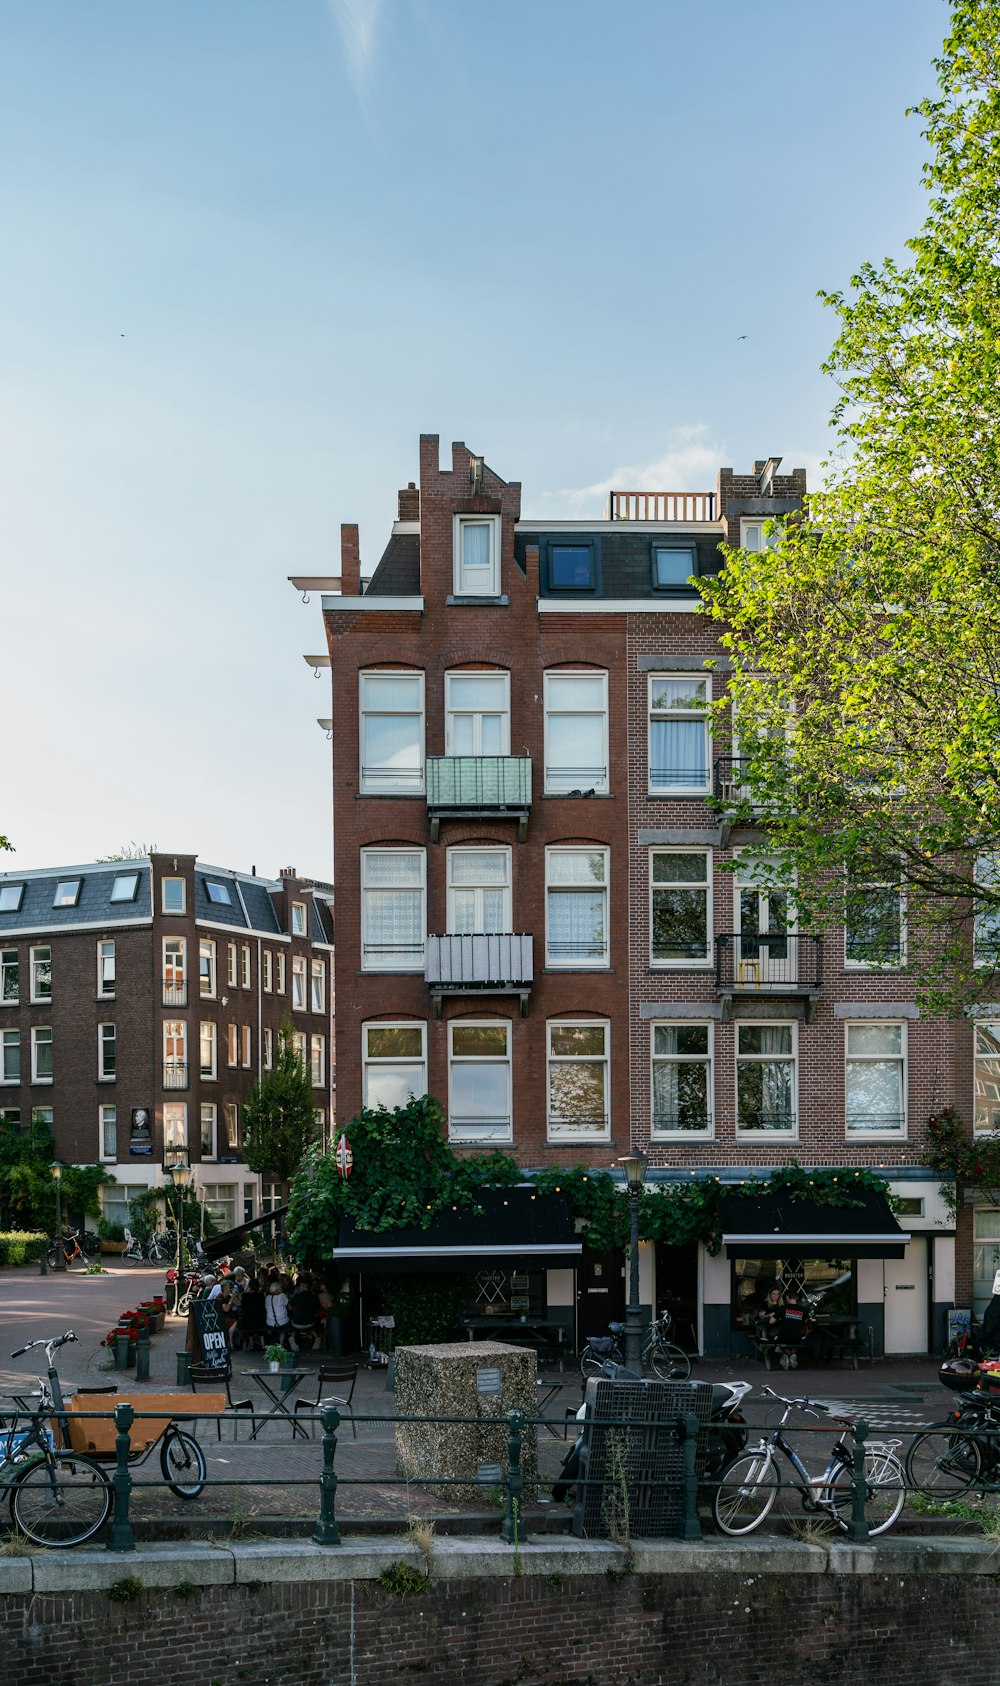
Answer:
[{"left": 553, "top": 1375, "right": 752, "bottom": 1503}]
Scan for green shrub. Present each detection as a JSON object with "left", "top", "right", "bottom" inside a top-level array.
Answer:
[
  {"left": 380, "top": 1273, "right": 468, "bottom": 1344},
  {"left": 0, "top": 1231, "right": 49, "bottom": 1266}
]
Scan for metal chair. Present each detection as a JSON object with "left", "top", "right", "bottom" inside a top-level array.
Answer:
[
  {"left": 293, "top": 1365, "right": 359, "bottom": 1439},
  {"left": 189, "top": 1364, "right": 256, "bottom": 1440}
]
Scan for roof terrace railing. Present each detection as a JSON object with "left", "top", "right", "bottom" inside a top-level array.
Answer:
[{"left": 605, "top": 491, "right": 716, "bottom": 522}]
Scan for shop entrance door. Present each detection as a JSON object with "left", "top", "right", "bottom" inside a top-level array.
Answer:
[
  {"left": 883, "top": 1239, "right": 929, "bottom": 1353},
  {"left": 576, "top": 1248, "right": 625, "bottom": 1347}
]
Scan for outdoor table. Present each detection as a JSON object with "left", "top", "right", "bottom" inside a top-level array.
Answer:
[
  {"left": 462, "top": 1318, "right": 569, "bottom": 1372},
  {"left": 242, "top": 1368, "right": 311, "bottom": 1440},
  {"left": 812, "top": 1318, "right": 873, "bottom": 1369}
]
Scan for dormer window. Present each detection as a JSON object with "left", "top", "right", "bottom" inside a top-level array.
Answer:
[
  {"left": 53, "top": 879, "right": 81, "bottom": 908},
  {"left": 204, "top": 881, "right": 232, "bottom": 906},
  {"left": 550, "top": 544, "right": 594, "bottom": 590},
  {"left": 652, "top": 544, "right": 697, "bottom": 591},
  {"left": 453, "top": 516, "right": 500, "bottom": 597},
  {"left": 0, "top": 884, "right": 24, "bottom": 913},
  {"left": 110, "top": 873, "right": 140, "bottom": 904}
]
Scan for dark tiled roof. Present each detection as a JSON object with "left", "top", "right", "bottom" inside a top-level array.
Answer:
[
  {"left": 311, "top": 899, "right": 334, "bottom": 944},
  {"left": 0, "top": 865, "right": 152, "bottom": 932},
  {"left": 237, "top": 880, "right": 282, "bottom": 935},
  {"left": 365, "top": 532, "right": 420, "bottom": 596},
  {"left": 193, "top": 872, "right": 247, "bottom": 928},
  {"left": 516, "top": 529, "right": 725, "bottom": 597}
]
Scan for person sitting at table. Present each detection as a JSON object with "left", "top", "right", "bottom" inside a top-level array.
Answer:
[
  {"left": 756, "top": 1287, "right": 784, "bottom": 1361},
  {"left": 265, "top": 1275, "right": 292, "bottom": 1350},
  {"left": 236, "top": 1273, "right": 268, "bottom": 1353},
  {"left": 289, "top": 1276, "right": 321, "bottom": 1351}
]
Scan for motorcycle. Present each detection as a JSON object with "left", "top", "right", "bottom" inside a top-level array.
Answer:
[{"left": 552, "top": 1374, "right": 751, "bottom": 1504}]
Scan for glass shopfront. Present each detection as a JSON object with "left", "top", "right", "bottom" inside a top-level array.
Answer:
[{"left": 732, "top": 1256, "right": 857, "bottom": 1330}]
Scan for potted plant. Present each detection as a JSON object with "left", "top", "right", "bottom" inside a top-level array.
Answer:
[{"left": 263, "top": 1343, "right": 287, "bottom": 1374}]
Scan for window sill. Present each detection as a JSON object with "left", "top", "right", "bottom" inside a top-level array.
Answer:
[
  {"left": 845, "top": 1132, "right": 908, "bottom": 1142},
  {"left": 542, "top": 966, "right": 613, "bottom": 974},
  {"left": 645, "top": 790, "right": 712, "bottom": 801},
  {"left": 542, "top": 790, "right": 614, "bottom": 800},
  {"left": 30, "top": 1079, "right": 53, "bottom": 1087},
  {"left": 547, "top": 1136, "right": 612, "bottom": 1146},
  {"left": 357, "top": 792, "right": 426, "bottom": 800},
  {"left": 98, "top": 1076, "right": 117, "bottom": 1085},
  {"left": 651, "top": 1132, "right": 715, "bottom": 1143},
  {"left": 0, "top": 1079, "right": 19, "bottom": 1087},
  {"left": 445, "top": 595, "right": 508, "bottom": 607},
  {"left": 648, "top": 964, "right": 714, "bottom": 973},
  {"left": 735, "top": 1132, "right": 798, "bottom": 1143}
]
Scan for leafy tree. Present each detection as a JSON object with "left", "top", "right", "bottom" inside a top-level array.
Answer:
[
  {"left": 95, "top": 843, "right": 156, "bottom": 861},
  {"left": 243, "top": 1021, "right": 320, "bottom": 1186},
  {"left": 700, "top": 1, "right": 1000, "bottom": 1009},
  {"left": 0, "top": 1110, "right": 115, "bottom": 1230}
]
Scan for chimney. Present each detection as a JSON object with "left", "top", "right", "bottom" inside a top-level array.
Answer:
[
  {"left": 340, "top": 524, "right": 360, "bottom": 595},
  {"left": 279, "top": 867, "right": 297, "bottom": 880},
  {"left": 398, "top": 481, "right": 420, "bottom": 521}
]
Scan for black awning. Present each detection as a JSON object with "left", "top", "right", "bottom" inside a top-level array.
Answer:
[
  {"left": 335, "top": 1187, "right": 582, "bottom": 1274},
  {"left": 202, "top": 1205, "right": 288, "bottom": 1260},
  {"left": 718, "top": 1189, "right": 910, "bottom": 1260}
]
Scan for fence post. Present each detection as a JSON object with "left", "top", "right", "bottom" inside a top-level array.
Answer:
[
  {"left": 107, "top": 1403, "right": 135, "bottom": 1553},
  {"left": 678, "top": 1413, "right": 703, "bottom": 1541},
  {"left": 847, "top": 1419, "right": 871, "bottom": 1544},
  {"left": 313, "top": 1405, "right": 341, "bottom": 1545},
  {"left": 175, "top": 1350, "right": 192, "bottom": 1386},
  {"left": 135, "top": 1336, "right": 150, "bottom": 1382},
  {"left": 501, "top": 1408, "right": 527, "bottom": 1544}
]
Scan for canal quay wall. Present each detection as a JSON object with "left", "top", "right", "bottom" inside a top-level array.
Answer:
[{"left": 1, "top": 1535, "right": 997, "bottom": 1685}]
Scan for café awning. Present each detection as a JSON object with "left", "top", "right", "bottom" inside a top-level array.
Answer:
[
  {"left": 334, "top": 1187, "right": 582, "bottom": 1274},
  {"left": 718, "top": 1189, "right": 910, "bottom": 1260}
]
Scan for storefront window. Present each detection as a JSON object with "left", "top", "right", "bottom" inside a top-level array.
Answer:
[
  {"left": 731, "top": 1256, "right": 856, "bottom": 1330},
  {"left": 973, "top": 1208, "right": 1000, "bottom": 1316}
]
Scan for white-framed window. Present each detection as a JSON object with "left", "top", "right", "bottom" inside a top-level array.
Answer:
[
  {"left": 263, "top": 949, "right": 273, "bottom": 992},
  {"left": 648, "top": 674, "right": 711, "bottom": 795},
  {"left": 292, "top": 901, "right": 307, "bottom": 936},
  {"left": 200, "top": 1102, "right": 217, "bottom": 1159},
  {"left": 845, "top": 859, "right": 905, "bottom": 968},
  {"left": 98, "top": 1022, "right": 116, "bottom": 1081},
  {"left": 163, "top": 937, "right": 186, "bottom": 1004},
  {"left": 163, "top": 1020, "right": 186, "bottom": 1085},
  {"left": 650, "top": 850, "right": 712, "bottom": 966},
  {"left": 276, "top": 952, "right": 286, "bottom": 994},
  {"left": 241, "top": 1025, "right": 251, "bottom": 1068},
  {"left": 845, "top": 1021, "right": 906, "bottom": 1136},
  {"left": 31, "top": 1105, "right": 52, "bottom": 1129},
  {"left": 545, "top": 846, "right": 609, "bottom": 967},
  {"left": 204, "top": 880, "right": 231, "bottom": 906},
  {"left": 163, "top": 1102, "right": 187, "bottom": 1150},
  {"left": 974, "top": 854, "right": 1000, "bottom": 969},
  {"left": 310, "top": 958, "right": 326, "bottom": 1013},
  {"left": 98, "top": 939, "right": 116, "bottom": 999},
  {"left": 444, "top": 670, "right": 510, "bottom": 756},
  {"left": 546, "top": 1020, "right": 610, "bottom": 1141},
  {"left": 651, "top": 1022, "right": 713, "bottom": 1136},
  {"left": 223, "top": 1104, "right": 240, "bottom": 1153},
  {"left": 359, "top": 671, "right": 425, "bottom": 794},
  {"left": 1, "top": 948, "right": 18, "bottom": 1004},
  {"left": 543, "top": 671, "right": 609, "bottom": 794},
  {"left": 314, "top": 1108, "right": 327, "bottom": 1151},
  {"left": 736, "top": 1022, "right": 796, "bottom": 1135},
  {"left": 448, "top": 1020, "right": 512, "bottom": 1142},
  {"left": 101, "top": 1182, "right": 145, "bottom": 1231},
  {"left": 203, "top": 1181, "right": 237, "bottom": 1229},
  {"left": 362, "top": 1021, "right": 427, "bottom": 1111},
  {"left": 453, "top": 513, "right": 501, "bottom": 597},
  {"left": 110, "top": 872, "right": 139, "bottom": 904},
  {"left": 1, "top": 1029, "right": 19, "bottom": 1084},
  {"left": 261, "top": 1179, "right": 282, "bottom": 1215},
  {"left": 30, "top": 945, "right": 51, "bottom": 1003},
  {"left": 292, "top": 955, "right": 307, "bottom": 1009},
  {"left": 263, "top": 1026, "right": 274, "bottom": 1069},
  {"left": 227, "top": 1024, "right": 238, "bottom": 1067},
  {"left": 161, "top": 877, "right": 185, "bottom": 914},
  {"left": 974, "top": 1207, "right": 1000, "bottom": 1314},
  {"left": 361, "top": 848, "right": 426, "bottom": 971},
  {"left": 199, "top": 938, "right": 216, "bottom": 999},
  {"left": 447, "top": 847, "right": 511, "bottom": 935},
  {"left": 53, "top": 878, "right": 81, "bottom": 908},
  {"left": 741, "top": 517, "right": 779, "bottom": 552},
  {"left": 292, "top": 1030, "right": 307, "bottom": 1071},
  {"left": 974, "top": 1023, "right": 1000, "bottom": 1135},
  {"left": 31, "top": 1026, "right": 53, "bottom": 1084},
  {"left": 241, "top": 944, "right": 251, "bottom": 989},
  {"left": 100, "top": 1104, "right": 117, "bottom": 1161},
  {"left": 227, "top": 942, "right": 238, "bottom": 987},
  {"left": 310, "top": 1034, "right": 325, "bottom": 1088},
  {"left": 199, "top": 1021, "right": 217, "bottom": 1080},
  {"left": 0, "top": 884, "right": 24, "bottom": 913},
  {"left": 0, "top": 1106, "right": 20, "bottom": 1131}
]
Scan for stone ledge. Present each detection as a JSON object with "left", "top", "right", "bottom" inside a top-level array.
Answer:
[{"left": 30, "top": 1543, "right": 237, "bottom": 1593}]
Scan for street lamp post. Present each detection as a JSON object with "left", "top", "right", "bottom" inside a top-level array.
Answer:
[
  {"left": 163, "top": 1153, "right": 192, "bottom": 1316},
  {"left": 50, "top": 1161, "right": 65, "bottom": 1272},
  {"left": 619, "top": 1151, "right": 648, "bottom": 1373}
]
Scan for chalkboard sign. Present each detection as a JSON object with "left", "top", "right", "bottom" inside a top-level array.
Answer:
[{"left": 188, "top": 1298, "right": 231, "bottom": 1376}]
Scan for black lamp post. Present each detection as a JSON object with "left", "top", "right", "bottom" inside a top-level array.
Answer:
[
  {"left": 619, "top": 1151, "right": 648, "bottom": 1372},
  {"left": 163, "top": 1153, "right": 192, "bottom": 1316},
  {"left": 50, "top": 1161, "right": 65, "bottom": 1271}
]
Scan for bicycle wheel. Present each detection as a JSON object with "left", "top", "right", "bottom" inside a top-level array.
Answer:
[
  {"left": 905, "top": 1428, "right": 982, "bottom": 1496},
  {"left": 45, "top": 1248, "right": 60, "bottom": 1269},
  {"left": 579, "top": 1344, "right": 623, "bottom": 1379},
  {"left": 160, "top": 1428, "right": 206, "bottom": 1499},
  {"left": 122, "top": 1246, "right": 144, "bottom": 1266},
  {"left": 11, "top": 1453, "right": 111, "bottom": 1547},
  {"left": 648, "top": 1341, "right": 691, "bottom": 1381},
  {"left": 712, "top": 1451, "right": 779, "bottom": 1536},
  {"left": 176, "top": 1291, "right": 192, "bottom": 1318},
  {"left": 823, "top": 1449, "right": 906, "bottom": 1536}
]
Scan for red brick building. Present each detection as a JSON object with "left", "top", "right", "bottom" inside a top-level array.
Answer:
[
  {"left": 303, "top": 435, "right": 989, "bottom": 1358},
  {"left": 0, "top": 854, "right": 334, "bottom": 1233}
]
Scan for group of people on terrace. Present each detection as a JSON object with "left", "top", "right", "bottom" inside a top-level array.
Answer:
[{"left": 200, "top": 1264, "right": 335, "bottom": 1353}]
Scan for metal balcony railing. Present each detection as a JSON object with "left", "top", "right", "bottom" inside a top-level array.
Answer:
[
  {"left": 649, "top": 765, "right": 711, "bottom": 795},
  {"left": 162, "top": 981, "right": 188, "bottom": 1007},
  {"left": 426, "top": 933, "right": 533, "bottom": 1015},
  {"left": 845, "top": 1111, "right": 906, "bottom": 1135},
  {"left": 651, "top": 1113, "right": 713, "bottom": 1134},
  {"left": 736, "top": 1111, "right": 797, "bottom": 1133},
  {"left": 447, "top": 1116, "right": 513, "bottom": 1142},
  {"left": 362, "top": 941, "right": 425, "bottom": 970},
  {"left": 162, "top": 1062, "right": 189, "bottom": 1090},
  {"left": 605, "top": 490, "right": 715, "bottom": 522},
  {"left": 426, "top": 757, "right": 532, "bottom": 840},
  {"left": 547, "top": 1113, "right": 610, "bottom": 1139},
  {"left": 715, "top": 933, "right": 823, "bottom": 996}
]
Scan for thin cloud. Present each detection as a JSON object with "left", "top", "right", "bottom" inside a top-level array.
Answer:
[
  {"left": 328, "top": 0, "right": 385, "bottom": 106},
  {"left": 542, "top": 426, "right": 726, "bottom": 517}
]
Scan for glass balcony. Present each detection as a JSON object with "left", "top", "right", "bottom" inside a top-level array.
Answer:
[{"left": 426, "top": 756, "right": 532, "bottom": 841}]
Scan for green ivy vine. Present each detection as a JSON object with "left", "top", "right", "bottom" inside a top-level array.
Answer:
[{"left": 921, "top": 1106, "right": 992, "bottom": 1217}]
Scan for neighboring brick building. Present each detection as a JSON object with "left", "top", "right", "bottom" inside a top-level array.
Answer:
[
  {"left": 0, "top": 854, "right": 334, "bottom": 1233},
  {"left": 300, "top": 434, "right": 985, "bottom": 1358}
]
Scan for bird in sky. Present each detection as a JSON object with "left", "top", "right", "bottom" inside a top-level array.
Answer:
[{"left": 737, "top": 334, "right": 749, "bottom": 341}]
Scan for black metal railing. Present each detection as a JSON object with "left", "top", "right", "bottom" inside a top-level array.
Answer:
[
  {"left": 649, "top": 766, "right": 710, "bottom": 795},
  {"left": 845, "top": 1111, "right": 906, "bottom": 1134},
  {"left": 651, "top": 1113, "right": 713, "bottom": 1134},
  {"left": 547, "top": 1113, "right": 610, "bottom": 1137},
  {"left": 162, "top": 1062, "right": 189, "bottom": 1090},
  {"left": 426, "top": 756, "right": 532, "bottom": 810},
  {"left": 736, "top": 1110, "right": 797, "bottom": 1132},
  {"left": 715, "top": 933, "right": 823, "bottom": 992}
]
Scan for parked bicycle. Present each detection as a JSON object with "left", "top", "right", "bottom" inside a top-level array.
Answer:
[
  {"left": 712, "top": 1384, "right": 905, "bottom": 1538},
  {"left": 905, "top": 1364, "right": 1000, "bottom": 1494},
  {"left": 579, "top": 1310, "right": 692, "bottom": 1381},
  {"left": 46, "top": 1229, "right": 87, "bottom": 1270}
]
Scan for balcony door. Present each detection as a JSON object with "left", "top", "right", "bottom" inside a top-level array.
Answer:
[
  {"left": 446, "top": 848, "right": 512, "bottom": 936},
  {"left": 735, "top": 856, "right": 791, "bottom": 983},
  {"left": 444, "top": 672, "right": 510, "bottom": 757}
]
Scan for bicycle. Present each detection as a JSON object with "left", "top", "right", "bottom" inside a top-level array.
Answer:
[
  {"left": 121, "top": 1227, "right": 146, "bottom": 1265},
  {"left": 1, "top": 1332, "right": 112, "bottom": 1545},
  {"left": 712, "top": 1384, "right": 905, "bottom": 1538},
  {"left": 579, "top": 1309, "right": 692, "bottom": 1381},
  {"left": 145, "top": 1230, "right": 174, "bottom": 1265},
  {"left": 905, "top": 1385, "right": 1000, "bottom": 1495},
  {"left": 46, "top": 1229, "right": 87, "bottom": 1270}
]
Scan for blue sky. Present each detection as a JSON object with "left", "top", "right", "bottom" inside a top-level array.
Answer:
[{"left": 1, "top": 0, "right": 948, "bottom": 879}]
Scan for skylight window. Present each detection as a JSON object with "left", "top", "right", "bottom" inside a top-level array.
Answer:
[
  {"left": 204, "top": 881, "right": 232, "bottom": 906},
  {"left": 110, "top": 874, "right": 139, "bottom": 904},
  {"left": 0, "top": 884, "right": 24, "bottom": 913},
  {"left": 53, "top": 880, "right": 82, "bottom": 908},
  {"left": 652, "top": 545, "right": 697, "bottom": 590}
]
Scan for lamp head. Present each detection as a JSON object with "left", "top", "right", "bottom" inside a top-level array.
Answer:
[
  {"left": 619, "top": 1151, "right": 648, "bottom": 1192},
  {"left": 173, "top": 1162, "right": 191, "bottom": 1190},
  {"left": 50, "top": 1160, "right": 63, "bottom": 1182}
]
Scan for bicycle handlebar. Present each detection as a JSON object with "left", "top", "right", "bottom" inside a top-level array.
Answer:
[
  {"left": 760, "top": 1383, "right": 831, "bottom": 1416},
  {"left": 10, "top": 1331, "right": 78, "bottom": 1360}
]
